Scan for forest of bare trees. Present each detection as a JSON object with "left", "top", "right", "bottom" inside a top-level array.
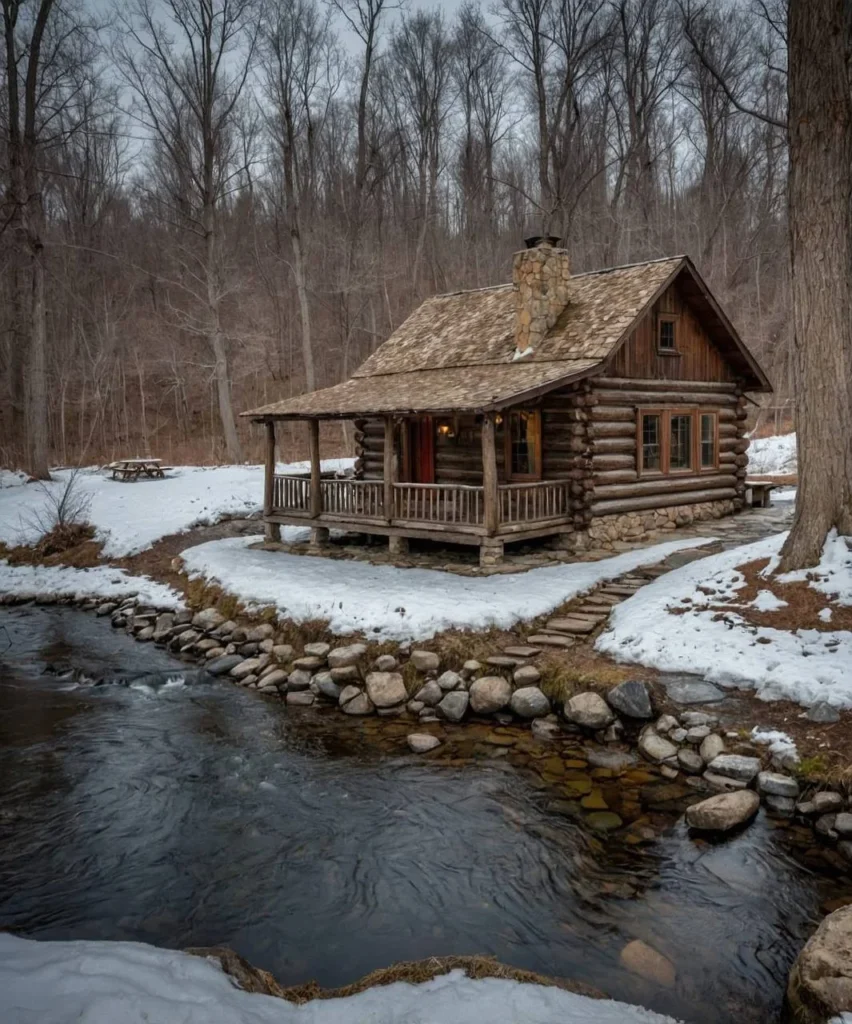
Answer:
[{"left": 1, "top": 0, "right": 789, "bottom": 472}]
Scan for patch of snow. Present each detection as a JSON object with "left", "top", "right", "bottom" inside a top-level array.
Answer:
[
  {"left": 0, "top": 561, "right": 183, "bottom": 608},
  {"left": 772, "top": 487, "right": 797, "bottom": 503},
  {"left": 747, "top": 433, "right": 797, "bottom": 476},
  {"left": 511, "top": 345, "right": 534, "bottom": 361},
  {"left": 181, "top": 535, "right": 714, "bottom": 642},
  {"left": 0, "top": 461, "right": 354, "bottom": 558},
  {"left": 0, "top": 934, "right": 684, "bottom": 1024},
  {"left": 751, "top": 727, "right": 799, "bottom": 766},
  {"left": 0, "top": 469, "right": 30, "bottom": 488},
  {"left": 778, "top": 529, "right": 852, "bottom": 606},
  {"left": 819, "top": 608, "right": 833, "bottom": 623},
  {"left": 750, "top": 589, "right": 788, "bottom": 612},
  {"left": 596, "top": 532, "right": 852, "bottom": 708}
]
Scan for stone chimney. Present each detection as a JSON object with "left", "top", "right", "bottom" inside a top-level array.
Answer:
[{"left": 512, "top": 235, "right": 571, "bottom": 358}]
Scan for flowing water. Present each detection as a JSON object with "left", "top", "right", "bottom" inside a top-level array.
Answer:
[{"left": 0, "top": 605, "right": 843, "bottom": 1023}]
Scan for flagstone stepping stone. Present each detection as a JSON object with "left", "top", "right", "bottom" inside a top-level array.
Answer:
[
  {"left": 526, "top": 634, "right": 575, "bottom": 648},
  {"left": 660, "top": 674, "right": 727, "bottom": 704},
  {"left": 486, "top": 655, "right": 523, "bottom": 668},
  {"left": 546, "top": 617, "right": 597, "bottom": 635},
  {"left": 503, "top": 646, "right": 541, "bottom": 658},
  {"left": 513, "top": 665, "right": 541, "bottom": 686}
]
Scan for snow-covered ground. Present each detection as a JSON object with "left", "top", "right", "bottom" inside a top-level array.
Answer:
[
  {"left": 0, "top": 934, "right": 682, "bottom": 1024},
  {"left": 0, "top": 461, "right": 353, "bottom": 558},
  {"left": 747, "top": 432, "right": 797, "bottom": 476},
  {"left": 181, "top": 535, "right": 713, "bottom": 642},
  {"left": 597, "top": 531, "right": 852, "bottom": 708},
  {"left": 0, "top": 562, "right": 183, "bottom": 608}
]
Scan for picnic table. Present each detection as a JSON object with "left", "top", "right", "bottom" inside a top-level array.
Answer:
[
  {"left": 108, "top": 458, "right": 171, "bottom": 481},
  {"left": 745, "top": 478, "right": 775, "bottom": 508}
]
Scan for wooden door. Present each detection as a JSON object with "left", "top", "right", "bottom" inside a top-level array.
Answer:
[{"left": 406, "top": 417, "right": 435, "bottom": 483}]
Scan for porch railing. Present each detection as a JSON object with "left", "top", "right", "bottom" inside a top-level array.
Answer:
[{"left": 270, "top": 474, "right": 570, "bottom": 529}]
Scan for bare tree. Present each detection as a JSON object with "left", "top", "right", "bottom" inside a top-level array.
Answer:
[{"left": 115, "top": 0, "right": 258, "bottom": 462}]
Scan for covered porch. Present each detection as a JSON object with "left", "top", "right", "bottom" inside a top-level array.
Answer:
[{"left": 259, "top": 414, "right": 574, "bottom": 566}]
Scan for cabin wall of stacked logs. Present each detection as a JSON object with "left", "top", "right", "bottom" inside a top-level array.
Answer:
[{"left": 351, "top": 379, "right": 747, "bottom": 529}]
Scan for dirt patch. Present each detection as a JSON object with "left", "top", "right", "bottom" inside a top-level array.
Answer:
[{"left": 186, "top": 947, "right": 605, "bottom": 1004}]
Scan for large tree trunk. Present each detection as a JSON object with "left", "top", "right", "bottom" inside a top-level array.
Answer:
[
  {"left": 205, "top": 215, "right": 242, "bottom": 463},
  {"left": 290, "top": 226, "right": 315, "bottom": 393},
  {"left": 26, "top": 232, "right": 50, "bottom": 478},
  {"left": 779, "top": 0, "right": 852, "bottom": 570}
]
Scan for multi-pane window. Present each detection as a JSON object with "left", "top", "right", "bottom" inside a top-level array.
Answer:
[
  {"left": 700, "top": 413, "right": 716, "bottom": 468},
  {"left": 639, "top": 409, "right": 718, "bottom": 474},
  {"left": 506, "top": 410, "right": 541, "bottom": 480},
  {"left": 642, "top": 414, "right": 661, "bottom": 471},
  {"left": 669, "top": 414, "right": 692, "bottom": 470},
  {"left": 658, "top": 316, "right": 677, "bottom": 352}
]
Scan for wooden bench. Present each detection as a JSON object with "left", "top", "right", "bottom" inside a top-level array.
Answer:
[
  {"left": 745, "top": 479, "right": 775, "bottom": 508},
  {"left": 108, "top": 458, "right": 170, "bottom": 481}
]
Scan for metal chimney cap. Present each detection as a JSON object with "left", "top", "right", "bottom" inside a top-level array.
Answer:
[{"left": 524, "top": 234, "right": 562, "bottom": 249}]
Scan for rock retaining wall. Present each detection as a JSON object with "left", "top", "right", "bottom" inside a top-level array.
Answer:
[{"left": 582, "top": 499, "right": 736, "bottom": 551}]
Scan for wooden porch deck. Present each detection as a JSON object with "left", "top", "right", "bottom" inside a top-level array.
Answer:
[{"left": 267, "top": 475, "right": 572, "bottom": 544}]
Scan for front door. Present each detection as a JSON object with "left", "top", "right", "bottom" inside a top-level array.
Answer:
[{"left": 405, "top": 416, "right": 435, "bottom": 483}]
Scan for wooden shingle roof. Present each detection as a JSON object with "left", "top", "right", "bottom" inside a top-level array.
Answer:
[{"left": 246, "top": 255, "right": 769, "bottom": 420}]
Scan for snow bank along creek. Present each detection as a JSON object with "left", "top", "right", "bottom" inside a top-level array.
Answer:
[{"left": 0, "top": 605, "right": 847, "bottom": 1024}]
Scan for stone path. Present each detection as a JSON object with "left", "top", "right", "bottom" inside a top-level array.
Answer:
[{"left": 513, "top": 503, "right": 793, "bottom": 652}]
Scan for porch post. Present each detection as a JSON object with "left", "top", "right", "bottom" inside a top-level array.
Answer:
[
  {"left": 480, "top": 412, "right": 502, "bottom": 566},
  {"left": 308, "top": 418, "right": 328, "bottom": 548},
  {"left": 264, "top": 420, "right": 280, "bottom": 542},
  {"left": 383, "top": 416, "right": 395, "bottom": 522},
  {"left": 309, "top": 419, "right": 322, "bottom": 518}
]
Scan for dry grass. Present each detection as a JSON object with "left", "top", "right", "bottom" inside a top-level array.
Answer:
[
  {"left": 0, "top": 524, "right": 103, "bottom": 568},
  {"left": 537, "top": 651, "right": 638, "bottom": 705},
  {"left": 186, "top": 948, "right": 606, "bottom": 1004}
]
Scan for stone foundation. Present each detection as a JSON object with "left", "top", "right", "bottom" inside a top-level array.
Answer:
[{"left": 580, "top": 499, "right": 736, "bottom": 552}]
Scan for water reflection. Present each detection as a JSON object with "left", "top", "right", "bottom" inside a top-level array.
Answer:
[{"left": 0, "top": 606, "right": 837, "bottom": 1023}]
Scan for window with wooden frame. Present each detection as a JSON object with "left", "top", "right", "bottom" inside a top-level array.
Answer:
[
  {"left": 504, "top": 409, "right": 542, "bottom": 481},
  {"left": 637, "top": 409, "right": 718, "bottom": 475},
  {"left": 657, "top": 313, "right": 679, "bottom": 354}
]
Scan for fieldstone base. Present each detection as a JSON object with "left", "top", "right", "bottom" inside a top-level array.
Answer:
[
  {"left": 580, "top": 499, "right": 736, "bottom": 551},
  {"left": 479, "top": 538, "right": 504, "bottom": 567}
]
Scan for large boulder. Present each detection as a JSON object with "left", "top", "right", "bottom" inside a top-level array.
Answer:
[
  {"left": 510, "top": 686, "right": 550, "bottom": 718},
  {"left": 685, "top": 790, "right": 760, "bottom": 832},
  {"left": 339, "top": 687, "right": 374, "bottom": 716},
  {"left": 469, "top": 676, "right": 512, "bottom": 714},
  {"left": 365, "top": 671, "right": 407, "bottom": 708},
  {"left": 564, "top": 692, "right": 614, "bottom": 730},
  {"left": 438, "top": 690, "right": 469, "bottom": 722},
  {"left": 607, "top": 680, "right": 653, "bottom": 720},
  {"left": 787, "top": 905, "right": 852, "bottom": 1024}
]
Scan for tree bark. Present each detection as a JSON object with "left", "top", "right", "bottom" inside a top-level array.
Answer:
[{"left": 779, "top": 0, "right": 852, "bottom": 570}]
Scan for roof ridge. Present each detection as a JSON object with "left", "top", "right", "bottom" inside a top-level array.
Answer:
[{"left": 430, "top": 255, "right": 686, "bottom": 298}]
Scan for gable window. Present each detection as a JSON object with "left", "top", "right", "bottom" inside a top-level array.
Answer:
[
  {"left": 505, "top": 409, "right": 542, "bottom": 480},
  {"left": 638, "top": 409, "right": 718, "bottom": 475},
  {"left": 657, "top": 314, "right": 678, "bottom": 354}
]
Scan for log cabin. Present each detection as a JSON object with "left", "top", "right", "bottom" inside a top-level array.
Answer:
[{"left": 244, "top": 237, "right": 771, "bottom": 566}]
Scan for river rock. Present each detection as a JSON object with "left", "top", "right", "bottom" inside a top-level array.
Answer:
[
  {"left": 787, "top": 905, "right": 852, "bottom": 1023},
  {"left": 284, "top": 669, "right": 311, "bottom": 692},
  {"left": 96, "top": 602, "right": 118, "bottom": 616},
  {"left": 245, "top": 624, "right": 275, "bottom": 643},
  {"left": 513, "top": 664, "right": 541, "bottom": 686},
  {"left": 815, "top": 814, "right": 839, "bottom": 840},
  {"left": 807, "top": 700, "right": 841, "bottom": 724},
  {"left": 136, "top": 626, "right": 155, "bottom": 641},
  {"left": 414, "top": 680, "right": 443, "bottom": 707},
  {"left": 461, "top": 660, "right": 481, "bottom": 678},
  {"left": 437, "top": 670, "right": 463, "bottom": 692},
  {"left": 259, "top": 669, "right": 287, "bottom": 691},
  {"left": 765, "top": 795, "right": 796, "bottom": 816},
  {"left": 706, "top": 754, "right": 760, "bottom": 783},
  {"left": 410, "top": 650, "right": 440, "bottom": 673},
  {"left": 312, "top": 674, "right": 342, "bottom": 701},
  {"left": 699, "top": 734, "right": 725, "bottom": 763},
  {"left": 304, "top": 642, "right": 330, "bottom": 659},
  {"left": 703, "top": 771, "right": 748, "bottom": 792},
  {"left": 585, "top": 748, "right": 636, "bottom": 770},
  {"left": 681, "top": 711, "right": 718, "bottom": 728},
  {"left": 639, "top": 729, "right": 678, "bottom": 763},
  {"left": 373, "top": 654, "right": 397, "bottom": 672},
  {"left": 669, "top": 728, "right": 688, "bottom": 743},
  {"left": 607, "top": 680, "right": 653, "bottom": 719},
  {"left": 510, "top": 686, "right": 550, "bottom": 718},
  {"left": 339, "top": 687, "right": 374, "bottom": 715},
  {"left": 292, "top": 656, "right": 325, "bottom": 671},
  {"left": 686, "top": 725, "right": 711, "bottom": 743},
  {"left": 677, "top": 749, "right": 704, "bottom": 774},
  {"left": 192, "top": 608, "right": 225, "bottom": 631},
  {"left": 469, "top": 676, "right": 512, "bottom": 714},
  {"left": 365, "top": 672, "right": 407, "bottom": 708},
  {"left": 757, "top": 771, "right": 799, "bottom": 798},
  {"left": 213, "top": 620, "right": 237, "bottom": 637},
  {"left": 438, "top": 690, "right": 469, "bottom": 722},
  {"left": 231, "top": 658, "right": 264, "bottom": 680},
  {"left": 531, "top": 718, "right": 562, "bottom": 740},
  {"left": 407, "top": 733, "right": 441, "bottom": 753},
  {"left": 619, "top": 940, "right": 677, "bottom": 988},
  {"left": 207, "top": 654, "right": 243, "bottom": 676},
  {"left": 655, "top": 714, "right": 680, "bottom": 735},
  {"left": 813, "top": 791, "right": 845, "bottom": 814},
  {"left": 327, "top": 643, "right": 367, "bottom": 669},
  {"left": 564, "top": 692, "right": 614, "bottom": 730},
  {"left": 834, "top": 813, "right": 852, "bottom": 837},
  {"left": 204, "top": 647, "right": 226, "bottom": 660},
  {"left": 259, "top": 639, "right": 275, "bottom": 654},
  {"left": 685, "top": 790, "right": 760, "bottom": 832},
  {"left": 330, "top": 665, "right": 360, "bottom": 683},
  {"left": 286, "top": 691, "right": 314, "bottom": 706}
]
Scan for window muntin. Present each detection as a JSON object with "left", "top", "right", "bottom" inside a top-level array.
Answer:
[
  {"left": 641, "top": 414, "right": 661, "bottom": 471},
  {"left": 638, "top": 409, "right": 719, "bottom": 475},
  {"left": 669, "top": 414, "right": 692, "bottom": 470},
  {"left": 700, "top": 413, "right": 717, "bottom": 469},
  {"left": 506, "top": 410, "right": 541, "bottom": 480}
]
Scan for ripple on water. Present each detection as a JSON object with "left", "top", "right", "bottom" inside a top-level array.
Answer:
[{"left": 0, "top": 605, "right": 839, "bottom": 1024}]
